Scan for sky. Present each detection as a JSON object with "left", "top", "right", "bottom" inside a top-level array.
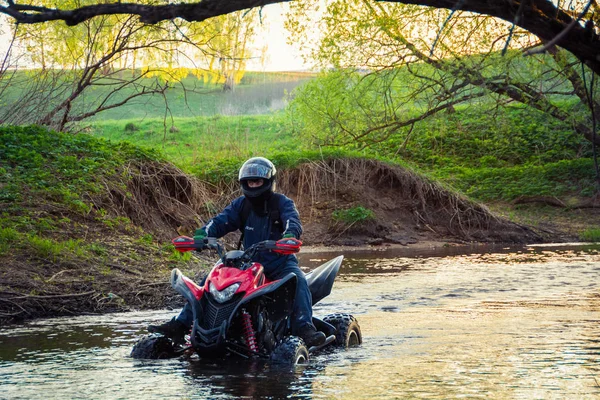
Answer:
[{"left": 246, "top": 4, "right": 311, "bottom": 72}]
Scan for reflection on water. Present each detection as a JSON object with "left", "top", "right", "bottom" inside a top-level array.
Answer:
[{"left": 1, "top": 244, "right": 599, "bottom": 399}]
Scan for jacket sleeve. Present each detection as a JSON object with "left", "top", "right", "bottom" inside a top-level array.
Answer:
[
  {"left": 280, "top": 195, "right": 303, "bottom": 239},
  {"left": 202, "top": 197, "right": 244, "bottom": 238}
]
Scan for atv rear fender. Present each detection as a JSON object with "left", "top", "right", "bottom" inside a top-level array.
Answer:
[{"left": 305, "top": 255, "right": 343, "bottom": 305}]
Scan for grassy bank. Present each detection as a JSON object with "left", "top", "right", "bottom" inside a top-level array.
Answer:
[
  {"left": 1, "top": 123, "right": 598, "bottom": 324},
  {"left": 89, "top": 103, "right": 597, "bottom": 202},
  {"left": 0, "top": 125, "right": 207, "bottom": 323}
]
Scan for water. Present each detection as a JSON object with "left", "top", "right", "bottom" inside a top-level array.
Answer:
[{"left": 1, "top": 243, "right": 599, "bottom": 399}]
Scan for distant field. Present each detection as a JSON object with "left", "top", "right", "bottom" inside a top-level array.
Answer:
[
  {"left": 90, "top": 113, "right": 303, "bottom": 167},
  {"left": 1, "top": 69, "right": 315, "bottom": 122},
  {"left": 85, "top": 71, "right": 313, "bottom": 166},
  {"left": 89, "top": 76, "right": 314, "bottom": 120}
]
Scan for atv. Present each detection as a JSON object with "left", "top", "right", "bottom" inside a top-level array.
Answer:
[{"left": 131, "top": 236, "right": 362, "bottom": 365}]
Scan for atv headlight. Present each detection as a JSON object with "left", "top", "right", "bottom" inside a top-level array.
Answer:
[{"left": 209, "top": 282, "right": 240, "bottom": 303}]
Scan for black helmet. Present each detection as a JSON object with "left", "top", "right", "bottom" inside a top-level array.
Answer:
[{"left": 238, "top": 157, "right": 276, "bottom": 198}]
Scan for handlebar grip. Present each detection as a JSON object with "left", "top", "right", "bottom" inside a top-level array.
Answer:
[
  {"left": 172, "top": 236, "right": 204, "bottom": 252},
  {"left": 273, "top": 238, "right": 302, "bottom": 254}
]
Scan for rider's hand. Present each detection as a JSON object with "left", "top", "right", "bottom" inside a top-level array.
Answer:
[
  {"left": 194, "top": 228, "right": 207, "bottom": 241},
  {"left": 194, "top": 228, "right": 207, "bottom": 249},
  {"left": 274, "top": 237, "right": 302, "bottom": 254},
  {"left": 282, "top": 232, "right": 295, "bottom": 239}
]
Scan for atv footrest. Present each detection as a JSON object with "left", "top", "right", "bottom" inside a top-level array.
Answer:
[{"left": 308, "top": 334, "right": 336, "bottom": 353}]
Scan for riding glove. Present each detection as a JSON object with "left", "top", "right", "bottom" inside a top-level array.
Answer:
[{"left": 194, "top": 228, "right": 207, "bottom": 243}]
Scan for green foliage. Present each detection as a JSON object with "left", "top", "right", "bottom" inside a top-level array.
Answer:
[
  {"left": 100, "top": 216, "right": 133, "bottom": 231},
  {"left": 392, "top": 104, "right": 589, "bottom": 168},
  {"left": 0, "top": 227, "right": 18, "bottom": 243},
  {"left": 169, "top": 247, "right": 192, "bottom": 261},
  {"left": 284, "top": 66, "right": 593, "bottom": 201},
  {"left": 87, "top": 243, "right": 108, "bottom": 257},
  {"left": 137, "top": 234, "right": 154, "bottom": 246},
  {"left": 0, "top": 227, "right": 18, "bottom": 255},
  {"left": 0, "top": 125, "right": 162, "bottom": 213},
  {"left": 0, "top": 125, "right": 164, "bottom": 262},
  {"left": 332, "top": 206, "right": 375, "bottom": 225},
  {"left": 124, "top": 122, "right": 140, "bottom": 132},
  {"left": 580, "top": 228, "right": 600, "bottom": 242},
  {"left": 286, "top": 70, "right": 409, "bottom": 148},
  {"left": 27, "top": 235, "right": 88, "bottom": 260},
  {"left": 29, "top": 235, "right": 61, "bottom": 260},
  {"left": 434, "top": 159, "right": 596, "bottom": 201}
]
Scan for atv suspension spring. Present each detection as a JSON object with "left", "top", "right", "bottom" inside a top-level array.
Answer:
[{"left": 241, "top": 310, "right": 258, "bottom": 354}]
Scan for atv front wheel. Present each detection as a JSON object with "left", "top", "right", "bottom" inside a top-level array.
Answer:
[
  {"left": 270, "top": 336, "right": 309, "bottom": 365},
  {"left": 130, "top": 334, "right": 177, "bottom": 359},
  {"left": 323, "top": 313, "right": 362, "bottom": 348}
]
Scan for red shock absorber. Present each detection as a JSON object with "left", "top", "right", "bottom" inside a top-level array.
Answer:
[{"left": 241, "top": 310, "right": 258, "bottom": 354}]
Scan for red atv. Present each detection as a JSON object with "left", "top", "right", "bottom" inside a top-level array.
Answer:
[{"left": 131, "top": 236, "right": 362, "bottom": 365}]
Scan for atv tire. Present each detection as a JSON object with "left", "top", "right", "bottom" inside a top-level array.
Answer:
[
  {"left": 270, "top": 336, "right": 309, "bottom": 365},
  {"left": 323, "top": 313, "right": 362, "bottom": 348},
  {"left": 130, "top": 334, "right": 177, "bottom": 359}
]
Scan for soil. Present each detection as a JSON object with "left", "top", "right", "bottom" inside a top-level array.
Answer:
[{"left": 1, "top": 158, "right": 598, "bottom": 326}]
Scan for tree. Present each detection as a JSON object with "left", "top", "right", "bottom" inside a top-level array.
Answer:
[
  {"left": 1, "top": 0, "right": 600, "bottom": 74},
  {"left": 200, "top": 12, "right": 259, "bottom": 91},
  {"left": 0, "top": 15, "right": 174, "bottom": 131},
  {"left": 0, "top": 3, "right": 261, "bottom": 129},
  {"left": 286, "top": 0, "right": 599, "bottom": 150}
]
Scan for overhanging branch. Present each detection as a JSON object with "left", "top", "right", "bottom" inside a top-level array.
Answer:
[
  {"left": 380, "top": 0, "right": 600, "bottom": 74},
  {"left": 2, "top": 0, "right": 600, "bottom": 75},
  {"left": 0, "top": 0, "right": 289, "bottom": 25}
]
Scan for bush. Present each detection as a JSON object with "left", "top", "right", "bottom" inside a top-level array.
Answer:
[
  {"left": 0, "top": 227, "right": 19, "bottom": 255},
  {"left": 434, "top": 158, "right": 596, "bottom": 201},
  {"left": 332, "top": 206, "right": 375, "bottom": 225},
  {"left": 580, "top": 228, "right": 600, "bottom": 242},
  {"left": 124, "top": 122, "right": 139, "bottom": 132}
]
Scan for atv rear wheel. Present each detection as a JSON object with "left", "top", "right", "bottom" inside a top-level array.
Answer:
[
  {"left": 323, "top": 313, "right": 362, "bottom": 348},
  {"left": 130, "top": 334, "right": 177, "bottom": 359},
  {"left": 270, "top": 336, "right": 309, "bottom": 365}
]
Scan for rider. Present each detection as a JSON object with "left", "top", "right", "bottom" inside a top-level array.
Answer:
[{"left": 148, "top": 157, "right": 327, "bottom": 347}]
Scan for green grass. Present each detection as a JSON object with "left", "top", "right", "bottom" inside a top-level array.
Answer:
[
  {"left": 2, "top": 69, "right": 314, "bottom": 121},
  {"left": 88, "top": 103, "right": 596, "bottom": 200},
  {"left": 0, "top": 124, "right": 165, "bottom": 257},
  {"left": 5, "top": 60, "right": 596, "bottom": 209},
  {"left": 332, "top": 206, "right": 376, "bottom": 224},
  {"left": 387, "top": 102, "right": 589, "bottom": 168},
  {"left": 0, "top": 227, "right": 18, "bottom": 256},
  {"left": 580, "top": 228, "right": 600, "bottom": 242},
  {"left": 429, "top": 158, "right": 597, "bottom": 201},
  {"left": 0, "top": 125, "right": 162, "bottom": 212},
  {"left": 89, "top": 113, "right": 303, "bottom": 167}
]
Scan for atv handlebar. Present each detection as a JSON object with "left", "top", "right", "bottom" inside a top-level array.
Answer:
[{"left": 171, "top": 236, "right": 302, "bottom": 259}]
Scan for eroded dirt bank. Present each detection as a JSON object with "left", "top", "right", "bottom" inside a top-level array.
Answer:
[{"left": 1, "top": 158, "right": 596, "bottom": 325}]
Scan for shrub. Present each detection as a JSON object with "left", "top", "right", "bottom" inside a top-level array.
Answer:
[
  {"left": 29, "top": 235, "right": 61, "bottom": 260},
  {"left": 124, "top": 122, "right": 139, "bottom": 132},
  {"left": 580, "top": 228, "right": 600, "bottom": 242},
  {"left": 0, "top": 227, "right": 19, "bottom": 255},
  {"left": 332, "top": 206, "right": 375, "bottom": 225}
]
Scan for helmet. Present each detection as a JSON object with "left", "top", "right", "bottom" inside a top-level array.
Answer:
[{"left": 238, "top": 157, "right": 276, "bottom": 198}]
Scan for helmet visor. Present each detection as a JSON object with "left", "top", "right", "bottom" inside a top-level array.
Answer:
[{"left": 239, "top": 163, "right": 274, "bottom": 180}]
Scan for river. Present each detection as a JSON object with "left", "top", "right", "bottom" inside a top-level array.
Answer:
[{"left": 1, "top": 243, "right": 599, "bottom": 399}]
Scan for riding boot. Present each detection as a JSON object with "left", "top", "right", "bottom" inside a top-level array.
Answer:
[
  {"left": 297, "top": 324, "right": 326, "bottom": 347},
  {"left": 148, "top": 317, "right": 189, "bottom": 345}
]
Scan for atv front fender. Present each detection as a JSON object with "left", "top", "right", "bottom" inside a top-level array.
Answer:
[{"left": 231, "top": 272, "right": 297, "bottom": 324}]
